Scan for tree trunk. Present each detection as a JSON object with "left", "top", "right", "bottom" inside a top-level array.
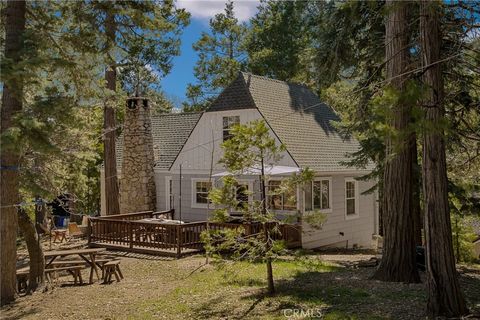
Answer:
[
  {"left": 0, "top": 0, "right": 26, "bottom": 306},
  {"left": 410, "top": 134, "right": 423, "bottom": 246},
  {"left": 103, "top": 9, "right": 120, "bottom": 215},
  {"left": 18, "top": 209, "right": 44, "bottom": 293},
  {"left": 35, "top": 197, "right": 47, "bottom": 235},
  {"left": 372, "top": 0, "right": 420, "bottom": 283},
  {"left": 260, "top": 156, "right": 274, "bottom": 294},
  {"left": 420, "top": 1, "right": 468, "bottom": 317}
]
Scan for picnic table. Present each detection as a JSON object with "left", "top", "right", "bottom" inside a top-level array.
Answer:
[
  {"left": 139, "top": 218, "right": 184, "bottom": 224},
  {"left": 44, "top": 248, "right": 106, "bottom": 284}
]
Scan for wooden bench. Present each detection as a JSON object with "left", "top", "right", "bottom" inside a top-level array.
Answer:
[
  {"left": 45, "top": 265, "right": 85, "bottom": 285},
  {"left": 50, "top": 259, "right": 114, "bottom": 279},
  {"left": 103, "top": 260, "right": 123, "bottom": 284},
  {"left": 52, "top": 229, "right": 67, "bottom": 243}
]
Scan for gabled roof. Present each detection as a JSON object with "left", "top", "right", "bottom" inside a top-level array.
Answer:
[
  {"left": 207, "top": 72, "right": 370, "bottom": 172},
  {"left": 116, "top": 112, "right": 202, "bottom": 170}
]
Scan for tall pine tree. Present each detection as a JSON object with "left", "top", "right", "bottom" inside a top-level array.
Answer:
[
  {"left": 185, "top": 1, "right": 247, "bottom": 110},
  {"left": 247, "top": 0, "right": 312, "bottom": 84},
  {"left": 1, "top": 0, "right": 26, "bottom": 305},
  {"left": 371, "top": 0, "right": 420, "bottom": 283},
  {"left": 420, "top": 1, "right": 468, "bottom": 316}
]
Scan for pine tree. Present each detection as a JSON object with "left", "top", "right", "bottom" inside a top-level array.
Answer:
[
  {"left": 0, "top": 0, "right": 26, "bottom": 305},
  {"left": 0, "top": 1, "right": 189, "bottom": 303},
  {"left": 420, "top": 1, "right": 468, "bottom": 316},
  {"left": 76, "top": 1, "right": 189, "bottom": 215},
  {"left": 203, "top": 120, "right": 325, "bottom": 295},
  {"left": 371, "top": 0, "right": 420, "bottom": 283},
  {"left": 103, "top": 5, "right": 120, "bottom": 216},
  {"left": 185, "top": 1, "right": 247, "bottom": 110},
  {"left": 247, "top": 0, "right": 312, "bottom": 84}
]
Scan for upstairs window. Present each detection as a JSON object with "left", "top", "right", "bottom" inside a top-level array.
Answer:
[{"left": 223, "top": 116, "right": 240, "bottom": 141}]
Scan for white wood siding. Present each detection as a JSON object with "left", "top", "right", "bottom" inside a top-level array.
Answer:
[
  {"left": 170, "top": 109, "right": 297, "bottom": 172},
  {"left": 302, "top": 174, "right": 376, "bottom": 249}
]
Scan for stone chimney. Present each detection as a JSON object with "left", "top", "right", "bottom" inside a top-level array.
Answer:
[{"left": 120, "top": 97, "right": 156, "bottom": 213}]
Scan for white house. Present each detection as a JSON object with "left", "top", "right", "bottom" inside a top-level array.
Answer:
[{"left": 101, "top": 72, "right": 379, "bottom": 249}]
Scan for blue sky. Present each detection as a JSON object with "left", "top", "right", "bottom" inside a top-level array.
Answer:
[{"left": 161, "top": 0, "right": 259, "bottom": 106}]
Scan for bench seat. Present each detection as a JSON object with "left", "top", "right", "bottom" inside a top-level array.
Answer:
[{"left": 45, "top": 265, "right": 85, "bottom": 285}]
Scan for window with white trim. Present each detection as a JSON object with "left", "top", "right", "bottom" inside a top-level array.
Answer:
[
  {"left": 313, "top": 179, "right": 331, "bottom": 210},
  {"left": 267, "top": 180, "right": 297, "bottom": 211},
  {"left": 222, "top": 116, "right": 240, "bottom": 141},
  {"left": 165, "top": 177, "right": 173, "bottom": 210},
  {"left": 194, "top": 181, "right": 212, "bottom": 205},
  {"left": 345, "top": 179, "right": 358, "bottom": 217}
]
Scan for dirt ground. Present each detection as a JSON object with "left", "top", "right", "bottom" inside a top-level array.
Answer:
[{"left": 1, "top": 239, "right": 479, "bottom": 320}]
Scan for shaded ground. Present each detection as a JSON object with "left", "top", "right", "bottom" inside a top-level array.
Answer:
[{"left": 1, "top": 245, "right": 479, "bottom": 320}]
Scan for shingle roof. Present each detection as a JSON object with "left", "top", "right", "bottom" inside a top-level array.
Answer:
[
  {"left": 207, "top": 72, "right": 372, "bottom": 172},
  {"left": 207, "top": 74, "right": 256, "bottom": 111},
  {"left": 116, "top": 112, "right": 202, "bottom": 170}
]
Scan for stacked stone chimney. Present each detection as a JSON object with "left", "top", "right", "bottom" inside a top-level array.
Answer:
[{"left": 120, "top": 97, "right": 156, "bottom": 213}]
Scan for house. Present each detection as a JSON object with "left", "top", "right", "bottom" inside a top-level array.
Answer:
[{"left": 100, "top": 72, "right": 379, "bottom": 249}]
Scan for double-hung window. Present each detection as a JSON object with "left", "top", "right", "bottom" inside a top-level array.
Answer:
[
  {"left": 165, "top": 177, "right": 173, "bottom": 210},
  {"left": 223, "top": 116, "right": 240, "bottom": 141},
  {"left": 345, "top": 179, "right": 359, "bottom": 219},
  {"left": 192, "top": 180, "right": 212, "bottom": 207},
  {"left": 313, "top": 179, "right": 331, "bottom": 211}
]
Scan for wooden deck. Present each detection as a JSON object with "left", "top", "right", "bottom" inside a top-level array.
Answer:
[{"left": 87, "top": 210, "right": 302, "bottom": 258}]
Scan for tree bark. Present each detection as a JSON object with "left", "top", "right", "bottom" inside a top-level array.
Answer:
[
  {"left": 0, "top": 0, "right": 26, "bottom": 306},
  {"left": 420, "top": 1, "right": 468, "bottom": 317},
  {"left": 103, "top": 9, "right": 120, "bottom": 215},
  {"left": 35, "top": 197, "right": 47, "bottom": 235},
  {"left": 261, "top": 156, "right": 274, "bottom": 294},
  {"left": 18, "top": 209, "right": 44, "bottom": 293},
  {"left": 410, "top": 134, "right": 423, "bottom": 246},
  {"left": 372, "top": 0, "right": 420, "bottom": 283}
]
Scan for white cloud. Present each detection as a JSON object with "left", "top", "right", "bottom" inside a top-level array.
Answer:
[{"left": 177, "top": 0, "right": 260, "bottom": 22}]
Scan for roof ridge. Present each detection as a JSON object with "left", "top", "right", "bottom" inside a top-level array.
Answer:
[
  {"left": 240, "top": 72, "right": 311, "bottom": 89},
  {"left": 152, "top": 111, "right": 203, "bottom": 118}
]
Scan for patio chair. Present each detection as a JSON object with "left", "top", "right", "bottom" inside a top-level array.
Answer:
[{"left": 68, "top": 222, "right": 84, "bottom": 238}]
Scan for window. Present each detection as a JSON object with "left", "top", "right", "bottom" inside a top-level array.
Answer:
[
  {"left": 223, "top": 116, "right": 240, "bottom": 141},
  {"left": 345, "top": 179, "right": 358, "bottom": 218},
  {"left": 268, "top": 181, "right": 283, "bottom": 210},
  {"left": 313, "top": 179, "right": 331, "bottom": 210},
  {"left": 267, "top": 180, "right": 297, "bottom": 211},
  {"left": 165, "top": 177, "right": 174, "bottom": 210},
  {"left": 193, "top": 181, "right": 212, "bottom": 206}
]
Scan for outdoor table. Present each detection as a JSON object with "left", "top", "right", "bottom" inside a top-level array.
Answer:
[
  {"left": 139, "top": 218, "right": 184, "bottom": 224},
  {"left": 44, "top": 248, "right": 106, "bottom": 284},
  {"left": 136, "top": 218, "right": 184, "bottom": 242}
]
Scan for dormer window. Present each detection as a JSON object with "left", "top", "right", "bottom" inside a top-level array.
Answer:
[{"left": 223, "top": 116, "right": 240, "bottom": 141}]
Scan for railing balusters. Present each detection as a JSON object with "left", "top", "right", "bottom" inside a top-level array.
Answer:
[{"left": 88, "top": 215, "right": 300, "bottom": 256}]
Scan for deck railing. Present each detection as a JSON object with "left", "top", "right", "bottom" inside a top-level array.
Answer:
[{"left": 88, "top": 212, "right": 301, "bottom": 257}]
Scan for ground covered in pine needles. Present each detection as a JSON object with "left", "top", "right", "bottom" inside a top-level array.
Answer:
[{"left": 1, "top": 245, "right": 479, "bottom": 320}]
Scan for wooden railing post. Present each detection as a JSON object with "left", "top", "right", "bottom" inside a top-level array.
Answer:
[
  {"left": 87, "top": 217, "right": 92, "bottom": 246},
  {"left": 129, "top": 221, "right": 133, "bottom": 249},
  {"left": 176, "top": 224, "right": 182, "bottom": 259}
]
